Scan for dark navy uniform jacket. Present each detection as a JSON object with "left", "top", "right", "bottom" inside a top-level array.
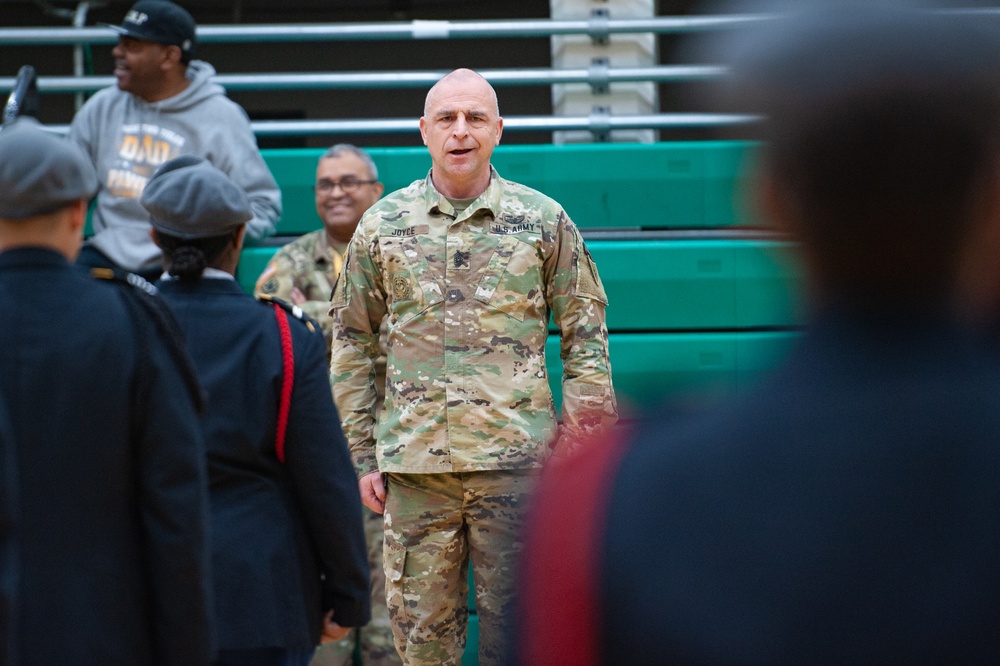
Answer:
[
  {"left": 516, "top": 309, "right": 1000, "bottom": 665},
  {"left": 0, "top": 389, "right": 16, "bottom": 666},
  {"left": 157, "top": 276, "right": 370, "bottom": 650},
  {"left": 0, "top": 247, "right": 213, "bottom": 666}
]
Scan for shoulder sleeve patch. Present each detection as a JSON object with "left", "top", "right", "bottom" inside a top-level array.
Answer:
[{"left": 255, "top": 263, "right": 279, "bottom": 294}]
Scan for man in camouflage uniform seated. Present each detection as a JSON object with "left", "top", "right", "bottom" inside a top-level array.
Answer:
[
  {"left": 256, "top": 144, "right": 384, "bottom": 354},
  {"left": 330, "top": 69, "right": 618, "bottom": 666},
  {"left": 256, "top": 145, "right": 397, "bottom": 666}
]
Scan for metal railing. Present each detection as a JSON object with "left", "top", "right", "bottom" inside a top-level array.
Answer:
[
  {"left": 37, "top": 112, "right": 760, "bottom": 139},
  {"left": 4, "top": 8, "right": 998, "bottom": 139},
  {"left": 4, "top": 8, "right": 993, "bottom": 47},
  {"left": 0, "top": 12, "right": 777, "bottom": 139},
  {"left": 0, "top": 65, "right": 729, "bottom": 95},
  {"left": 0, "top": 15, "right": 776, "bottom": 46}
]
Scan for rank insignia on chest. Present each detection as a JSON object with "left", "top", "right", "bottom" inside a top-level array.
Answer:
[{"left": 392, "top": 275, "right": 412, "bottom": 301}]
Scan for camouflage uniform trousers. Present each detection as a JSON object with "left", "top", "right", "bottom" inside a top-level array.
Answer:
[
  {"left": 383, "top": 470, "right": 540, "bottom": 666},
  {"left": 311, "top": 506, "right": 400, "bottom": 666}
]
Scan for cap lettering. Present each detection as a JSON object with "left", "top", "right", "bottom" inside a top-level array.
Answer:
[{"left": 125, "top": 10, "right": 149, "bottom": 25}]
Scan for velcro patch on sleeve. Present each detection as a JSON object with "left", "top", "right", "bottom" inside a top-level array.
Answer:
[{"left": 575, "top": 249, "right": 608, "bottom": 305}]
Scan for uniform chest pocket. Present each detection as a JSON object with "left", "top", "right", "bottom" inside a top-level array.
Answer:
[
  {"left": 380, "top": 235, "right": 443, "bottom": 323},
  {"left": 474, "top": 236, "right": 544, "bottom": 322}
]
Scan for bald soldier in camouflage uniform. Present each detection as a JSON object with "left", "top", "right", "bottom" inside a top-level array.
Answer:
[
  {"left": 255, "top": 145, "right": 398, "bottom": 666},
  {"left": 330, "top": 69, "right": 617, "bottom": 666}
]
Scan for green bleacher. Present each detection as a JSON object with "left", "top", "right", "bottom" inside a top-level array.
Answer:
[
  {"left": 258, "top": 141, "right": 758, "bottom": 235},
  {"left": 237, "top": 141, "right": 805, "bottom": 416}
]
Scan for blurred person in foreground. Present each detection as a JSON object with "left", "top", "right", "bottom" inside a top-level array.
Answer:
[
  {"left": 255, "top": 144, "right": 397, "bottom": 666},
  {"left": 0, "top": 119, "right": 212, "bottom": 665},
  {"left": 331, "top": 68, "right": 617, "bottom": 665},
  {"left": 0, "top": 389, "right": 12, "bottom": 666},
  {"left": 143, "top": 156, "right": 370, "bottom": 666},
  {"left": 513, "top": 3, "right": 1000, "bottom": 664}
]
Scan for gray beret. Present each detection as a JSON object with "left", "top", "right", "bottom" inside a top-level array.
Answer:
[
  {"left": 141, "top": 155, "right": 252, "bottom": 239},
  {"left": 0, "top": 118, "right": 98, "bottom": 219}
]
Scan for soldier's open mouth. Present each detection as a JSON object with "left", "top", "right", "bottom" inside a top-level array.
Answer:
[{"left": 450, "top": 149, "right": 472, "bottom": 156}]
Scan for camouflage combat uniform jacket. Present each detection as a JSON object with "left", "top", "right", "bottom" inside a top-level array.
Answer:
[
  {"left": 255, "top": 229, "right": 344, "bottom": 352},
  {"left": 331, "top": 168, "right": 617, "bottom": 477}
]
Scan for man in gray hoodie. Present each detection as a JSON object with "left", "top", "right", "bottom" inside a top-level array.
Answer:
[{"left": 69, "top": 0, "right": 281, "bottom": 280}]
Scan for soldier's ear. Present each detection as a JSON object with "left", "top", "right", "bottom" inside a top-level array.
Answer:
[{"left": 149, "top": 227, "right": 162, "bottom": 249}]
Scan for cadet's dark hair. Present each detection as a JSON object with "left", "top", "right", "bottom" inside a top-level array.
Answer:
[
  {"left": 719, "top": 4, "right": 1000, "bottom": 311},
  {"left": 156, "top": 230, "right": 237, "bottom": 283}
]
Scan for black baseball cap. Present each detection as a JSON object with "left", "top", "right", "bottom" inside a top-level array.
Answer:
[{"left": 106, "top": 0, "right": 196, "bottom": 63}]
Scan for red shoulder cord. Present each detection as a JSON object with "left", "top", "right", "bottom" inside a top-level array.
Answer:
[
  {"left": 518, "top": 429, "right": 631, "bottom": 666},
  {"left": 273, "top": 304, "right": 294, "bottom": 463}
]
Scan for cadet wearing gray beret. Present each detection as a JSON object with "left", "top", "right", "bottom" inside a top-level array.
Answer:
[
  {"left": 141, "top": 155, "right": 253, "bottom": 239},
  {"left": 0, "top": 118, "right": 98, "bottom": 220}
]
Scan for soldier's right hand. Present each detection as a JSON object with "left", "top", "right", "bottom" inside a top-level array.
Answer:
[{"left": 359, "top": 471, "right": 386, "bottom": 514}]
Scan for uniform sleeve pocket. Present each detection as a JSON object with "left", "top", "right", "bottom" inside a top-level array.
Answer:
[
  {"left": 575, "top": 246, "right": 609, "bottom": 306},
  {"left": 330, "top": 257, "right": 350, "bottom": 310}
]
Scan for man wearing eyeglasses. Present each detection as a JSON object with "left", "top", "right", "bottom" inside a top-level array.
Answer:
[
  {"left": 255, "top": 144, "right": 396, "bottom": 666},
  {"left": 256, "top": 144, "right": 384, "bottom": 354}
]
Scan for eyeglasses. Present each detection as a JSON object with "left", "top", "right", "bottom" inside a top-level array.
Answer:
[{"left": 314, "top": 178, "right": 377, "bottom": 194}]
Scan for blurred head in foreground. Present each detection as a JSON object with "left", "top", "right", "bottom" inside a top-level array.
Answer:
[
  {"left": 715, "top": 1, "right": 1000, "bottom": 321},
  {"left": 513, "top": 5, "right": 1000, "bottom": 665},
  {"left": 0, "top": 118, "right": 98, "bottom": 260}
]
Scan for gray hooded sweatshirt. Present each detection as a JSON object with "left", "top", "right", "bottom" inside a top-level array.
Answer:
[{"left": 69, "top": 60, "right": 281, "bottom": 273}]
